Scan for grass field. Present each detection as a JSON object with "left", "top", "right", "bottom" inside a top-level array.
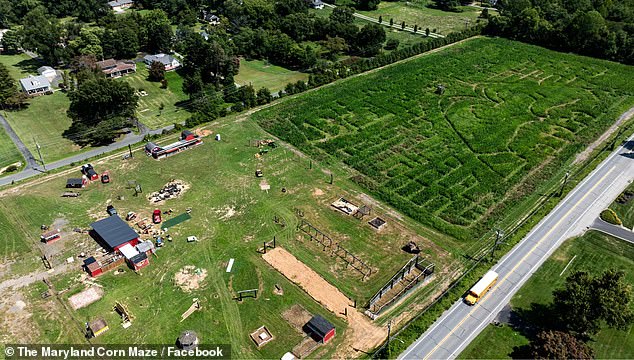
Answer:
[
  {"left": 0, "top": 120, "right": 23, "bottom": 171},
  {"left": 0, "top": 53, "right": 41, "bottom": 82},
  {"left": 3, "top": 92, "right": 81, "bottom": 163},
  {"left": 235, "top": 59, "right": 309, "bottom": 93},
  {"left": 253, "top": 37, "right": 634, "bottom": 245},
  {"left": 0, "top": 117, "right": 451, "bottom": 356},
  {"left": 459, "top": 231, "right": 634, "bottom": 359},
  {"left": 121, "top": 62, "right": 191, "bottom": 129},
  {"left": 356, "top": 0, "right": 485, "bottom": 35}
]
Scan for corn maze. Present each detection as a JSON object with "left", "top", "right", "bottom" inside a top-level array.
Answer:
[{"left": 254, "top": 38, "right": 634, "bottom": 241}]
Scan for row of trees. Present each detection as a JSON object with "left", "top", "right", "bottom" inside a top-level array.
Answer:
[
  {"left": 1, "top": 7, "right": 173, "bottom": 65},
  {"left": 488, "top": 0, "right": 634, "bottom": 64}
]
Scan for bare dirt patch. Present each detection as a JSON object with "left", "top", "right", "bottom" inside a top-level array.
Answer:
[
  {"left": 312, "top": 188, "right": 325, "bottom": 197},
  {"left": 68, "top": 286, "right": 104, "bottom": 310},
  {"left": 262, "top": 247, "right": 387, "bottom": 357},
  {"left": 282, "top": 304, "right": 312, "bottom": 334},
  {"left": 0, "top": 291, "right": 38, "bottom": 343},
  {"left": 174, "top": 266, "right": 208, "bottom": 292}
]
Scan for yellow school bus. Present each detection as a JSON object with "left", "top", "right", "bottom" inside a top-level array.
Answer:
[{"left": 464, "top": 270, "right": 498, "bottom": 305}]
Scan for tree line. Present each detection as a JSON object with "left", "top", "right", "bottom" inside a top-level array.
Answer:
[{"left": 488, "top": 0, "right": 634, "bottom": 64}]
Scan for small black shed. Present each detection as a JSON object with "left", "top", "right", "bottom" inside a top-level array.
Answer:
[
  {"left": 66, "top": 178, "right": 85, "bottom": 188},
  {"left": 304, "top": 315, "right": 335, "bottom": 343}
]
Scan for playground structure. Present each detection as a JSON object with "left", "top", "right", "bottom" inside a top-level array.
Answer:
[
  {"left": 259, "top": 237, "right": 277, "bottom": 254},
  {"left": 180, "top": 298, "right": 201, "bottom": 322},
  {"left": 114, "top": 302, "right": 134, "bottom": 328},
  {"left": 236, "top": 289, "right": 258, "bottom": 301},
  {"left": 297, "top": 219, "right": 372, "bottom": 280},
  {"left": 366, "top": 255, "right": 435, "bottom": 317}
]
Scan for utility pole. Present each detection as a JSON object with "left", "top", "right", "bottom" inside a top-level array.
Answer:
[
  {"left": 490, "top": 228, "right": 505, "bottom": 259},
  {"left": 558, "top": 171, "right": 570, "bottom": 197},
  {"left": 34, "top": 136, "right": 46, "bottom": 171},
  {"left": 387, "top": 319, "right": 392, "bottom": 357},
  {"left": 128, "top": 144, "right": 133, "bottom": 159}
]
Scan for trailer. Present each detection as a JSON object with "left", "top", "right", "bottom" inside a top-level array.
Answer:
[
  {"left": 145, "top": 131, "right": 203, "bottom": 160},
  {"left": 41, "top": 229, "right": 61, "bottom": 243}
]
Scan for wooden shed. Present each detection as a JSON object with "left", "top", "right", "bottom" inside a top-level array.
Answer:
[{"left": 304, "top": 315, "right": 335, "bottom": 343}]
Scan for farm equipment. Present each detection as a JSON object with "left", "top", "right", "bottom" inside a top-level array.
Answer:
[
  {"left": 153, "top": 209, "right": 162, "bottom": 224},
  {"left": 136, "top": 218, "right": 151, "bottom": 231},
  {"left": 106, "top": 205, "right": 117, "bottom": 216},
  {"left": 255, "top": 169, "right": 263, "bottom": 177},
  {"left": 126, "top": 212, "right": 137, "bottom": 221},
  {"left": 61, "top": 191, "right": 80, "bottom": 198},
  {"left": 187, "top": 236, "right": 199, "bottom": 243},
  {"left": 81, "top": 164, "right": 99, "bottom": 181},
  {"left": 155, "top": 237, "right": 164, "bottom": 247},
  {"left": 101, "top": 171, "right": 111, "bottom": 184}
]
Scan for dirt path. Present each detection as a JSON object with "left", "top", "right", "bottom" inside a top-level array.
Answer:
[
  {"left": 573, "top": 106, "right": 634, "bottom": 164},
  {"left": 262, "top": 247, "right": 387, "bottom": 358},
  {"left": 0, "top": 263, "right": 74, "bottom": 292}
]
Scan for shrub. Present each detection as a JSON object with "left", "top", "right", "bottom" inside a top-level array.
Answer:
[{"left": 600, "top": 209, "right": 622, "bottom": 226}]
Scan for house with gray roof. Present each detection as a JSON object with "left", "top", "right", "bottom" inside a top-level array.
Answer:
[
  {"left": 143, "top": 53, "right": 181, "bottom": 71},
  {"left": 19, "top": 75, "right": 52, "bottom": 96},
  {"left": 37, "top": 66, "right": 57, "bottom": 82},
  {"left": 108, "top": 0, "right": 134, "bottom": 12}
]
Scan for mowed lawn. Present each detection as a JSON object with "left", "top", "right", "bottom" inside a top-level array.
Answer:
[
  {"left": 121, "top": 62, "right": 191, "bottom": 129},
  {"left": 235, "top": 59, "right": 309, "bottom": 93},
  {"left": 0, "top": 116, "right": 24, "bottom": 171},
  {"left": 4, "top": 92, "right": 79, "bottom": 163},
  {"left": 459, "top": 232, "right": 634, "bottom": 359},
  {"left": 0, "top": 53, "right": 41, "bottom": 81},
  {"left": 356, "top": 0, "right": 485, "bottom": 34},
  {"left": 253, "top": 37, "right": 634, "bottom": 245}
]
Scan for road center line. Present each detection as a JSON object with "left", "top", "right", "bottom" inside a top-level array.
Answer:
[{"left": 422, "top": 165, "right": 616, "bottom": 360}]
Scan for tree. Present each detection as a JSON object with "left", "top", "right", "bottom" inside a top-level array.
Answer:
[
  {"left": 330, "top": 6, "right": 355, "bottom": 24},
  {"left": 21, "top": 6, "right": 67, "bottom": 64},
  {"left": 140, "top": 9, "right": 173, "bottom": 53},
  {"left": 320, "top": 36, "right": 348, "bottom": 60},
  {"left": 67, "top": 77, "right": 138, "bottom": 145},
  {"left": 414, "top": 24, "right": 418, "bottom": 33},
  {"left": 0, "top": 63, "right": 17, "bottom": 106},
  {"left": 355, "top": 0, "right": 379, "bottom": 11},
  {"left": 401, "top": 21, "right": 406, "bottom": 29},
  {"left": 480, "top": 8, "right": 489, "bottom": 19},
  {"left": 0, "top": 30, "right": 22, "bottom": 54},
  {"left": 433, "top": 0, "right": 461, "bottom": 12},
  {"left": 378, "top": 15, "right": 382, "bottom": 23},
  {"left": 69, "top": 27, "right": 104, "bottom": 58},
  {"left": 389, "top": 18, "right": 394, "bottom": 26},
  {"left": 0, "top": 0, "right": 16, "bottom": 28},
  {"left": 354, "top": 23, "right": 386, "bottom": 56},
  {"left": 256, "top": 87, "right": 272, "bottom": 105},
  {"left": 553, "top": 270, "right": 634, "bottom": 335},
  {"left": 149, "top": 61, "right": 166, "bottom": 81},
  {"left": 426, "top": 27, "right": 430, "bottom": 36},
  {"left": 238, "top": 84, "right": 256, "bottom": 109},
  {"left": 275, "top": 0, "right": 309, "bottom": 16},
  {"left": 384, "top": 38, "right": 399, "bottom": 50},
  {"left": 529, "top": 330, "right": 594, "bottom": 359}
]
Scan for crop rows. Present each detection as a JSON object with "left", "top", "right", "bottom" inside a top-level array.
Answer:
[{"left": 254, "top": 38, "right": 634, "bottom": 241}]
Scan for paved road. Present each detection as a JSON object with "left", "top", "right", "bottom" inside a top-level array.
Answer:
[
  {"left": 0, "top": 123, "right": 173, "bottom": 187},
  {"left": 590, "top": 218, "right": 634, "bottom": 245},
  {"left": 399, "top": 135, "right": 634, "bottom": 359},
  {"left": 323, "top": 3, "right": 445, "bottom": 38},
  {"left": 0, "top": 114, "right": 40, "bottom": 170}
]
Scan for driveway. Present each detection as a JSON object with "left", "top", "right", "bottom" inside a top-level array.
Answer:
[
  {"left": 0, "top": 113, "right": 40, "bottom": 170},
  {"left": 590, "top": 217, "right": 634, "bottom": 245}
]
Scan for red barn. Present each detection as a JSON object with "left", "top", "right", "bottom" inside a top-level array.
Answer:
[
  {"left": 90, "top": 215, "right": 139, "bottom": 252},
  {"left": 305, "top": 315, "right": 335, "bottom": 343},
  {"left": 84, "top": 257, "right": 103, "bottom": 277}
]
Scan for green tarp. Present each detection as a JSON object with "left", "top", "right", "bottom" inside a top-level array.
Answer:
[{"left": 162, "top": 213, "right": 192, "bottom": 229}]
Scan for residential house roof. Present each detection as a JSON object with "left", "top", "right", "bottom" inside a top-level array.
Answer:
[
  {"left": 144, "top": 53, "right": 178, "bottom": 67},
  {"left": 108, "top": 0, "right": 134, "bottom": 7},
  {"left": 97, "top": 59, "right": 136, "bottom": 75},
  {"left": 19, "top": 75, "right": 51, "bottom": 92},
  {"left": 91, "top": 215, "right": 139, "bottom": 250},
  {"left": 37, "top": 66, "right": 55, "bottom": 74}
]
